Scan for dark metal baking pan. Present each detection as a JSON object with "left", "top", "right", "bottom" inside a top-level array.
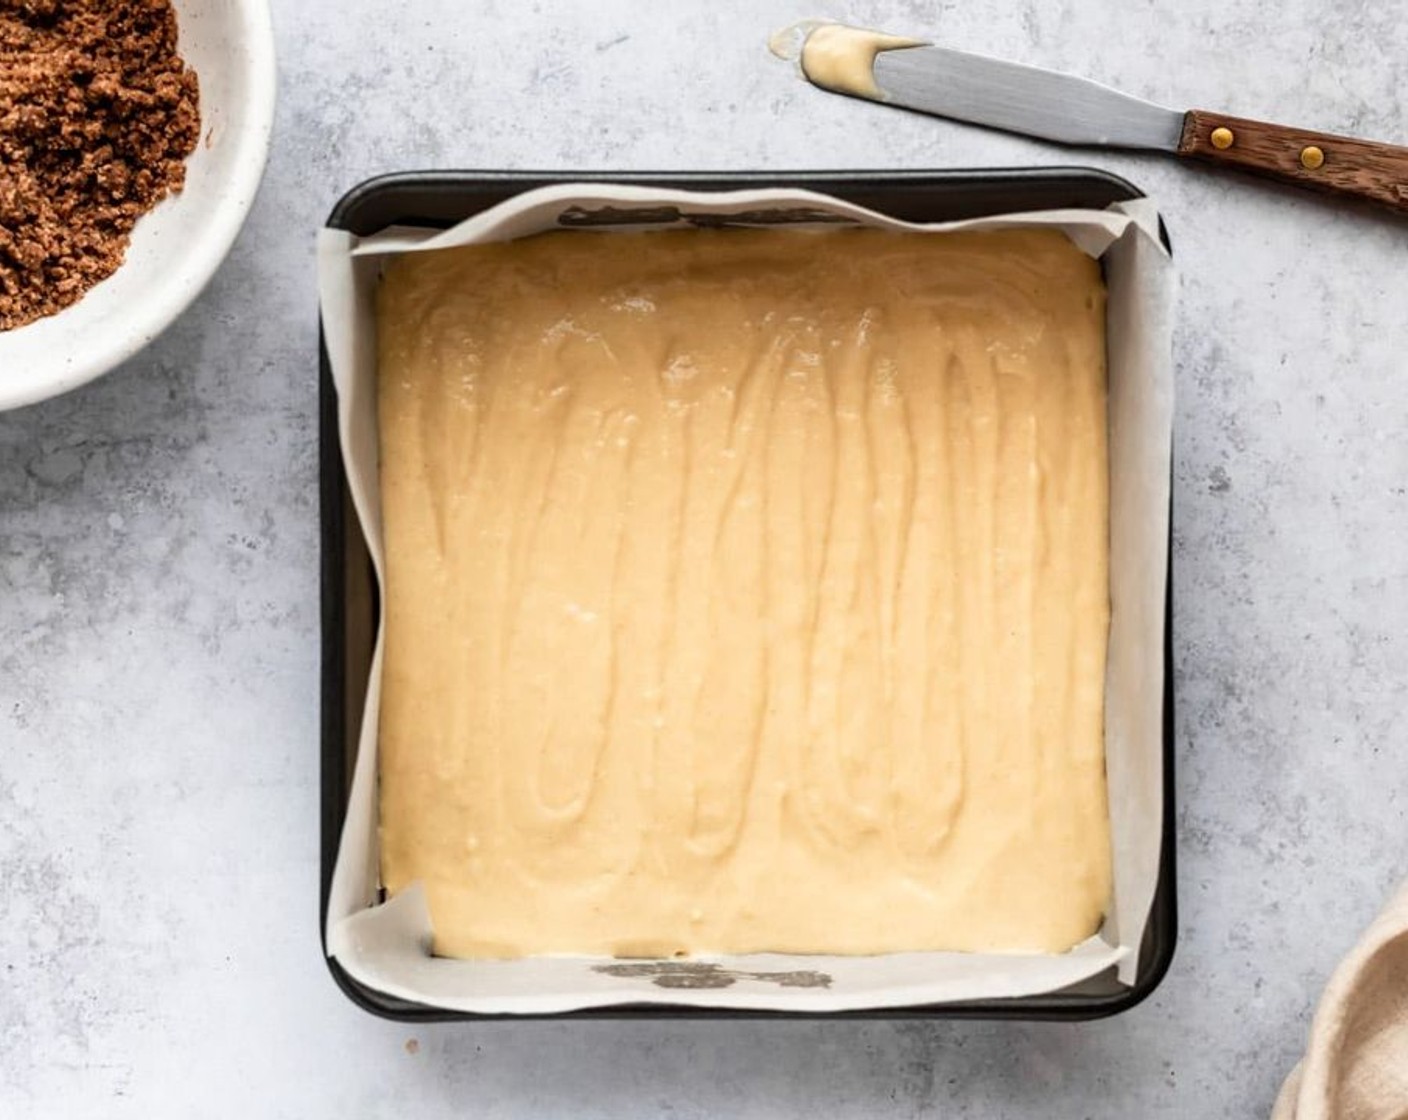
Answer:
[{"left": 320, "top": 169, "right": 1176, "bottom": 1021}]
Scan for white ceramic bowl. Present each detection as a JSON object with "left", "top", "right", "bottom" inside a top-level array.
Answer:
[{"left": 0, "top": 0, "right": 276, "bottom": 411}]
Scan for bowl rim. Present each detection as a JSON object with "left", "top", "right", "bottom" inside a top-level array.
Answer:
[{"left": 0, "top": 0, "right": 277, "bottom": 413}]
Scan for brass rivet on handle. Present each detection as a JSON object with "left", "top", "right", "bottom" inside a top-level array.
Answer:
[
  {"left": 1300, "top": 145, "right": 1325, "bottom": 170},
  {"left": 1210, "top": 126, "right": 1235, "bottom": 149}
]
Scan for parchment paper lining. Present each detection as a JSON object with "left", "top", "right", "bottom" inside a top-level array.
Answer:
[{"left": 316, "top": 184, "right": 1174, "bottom": 1014}]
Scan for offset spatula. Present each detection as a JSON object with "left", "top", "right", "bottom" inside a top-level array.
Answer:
[{"left": 778, "top": 23, "right": 1408, "bottom": 214}]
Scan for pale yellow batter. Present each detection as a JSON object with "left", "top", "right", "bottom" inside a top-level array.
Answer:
[
  {"left": 376, "top": 228, "right": 1112, "bottom": 959},
  {"left": 790, "top": 23, "right": 926, "bottom": 100}
]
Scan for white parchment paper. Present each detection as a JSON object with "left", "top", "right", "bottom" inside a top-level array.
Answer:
[{"left": 317, "top": 184, "right": 1175, "bottom": 1013}]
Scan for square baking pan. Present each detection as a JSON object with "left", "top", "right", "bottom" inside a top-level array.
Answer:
[{"left": 319, "top": 169, "right": 1176, "bottom": 1021}]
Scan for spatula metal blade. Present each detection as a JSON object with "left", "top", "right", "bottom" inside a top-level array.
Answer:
[{"left": 872, "top": 45, "right": 1185, "bottom": 151}]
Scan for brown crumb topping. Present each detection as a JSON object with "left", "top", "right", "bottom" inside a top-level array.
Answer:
[{"left": 0, "top": 0, "right": 200, "bottom": 331}]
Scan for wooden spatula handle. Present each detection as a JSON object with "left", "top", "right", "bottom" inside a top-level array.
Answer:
[{"left": 1178, "top": 110, "right": 1408, "bottom": 213}]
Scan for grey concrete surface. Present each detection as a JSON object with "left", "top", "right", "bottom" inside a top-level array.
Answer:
[{"left": 3, "top": 1, "right": 1406, "bottom": 1116}]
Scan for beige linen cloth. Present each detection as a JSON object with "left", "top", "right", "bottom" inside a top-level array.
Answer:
[{"left": 1273, "top": 882, "right": 1408, "bottom": 1119}]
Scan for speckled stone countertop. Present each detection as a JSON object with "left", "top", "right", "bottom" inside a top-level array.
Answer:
[{"left": 3, "top": 2, "right": 1405, "bottom": 1116}]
